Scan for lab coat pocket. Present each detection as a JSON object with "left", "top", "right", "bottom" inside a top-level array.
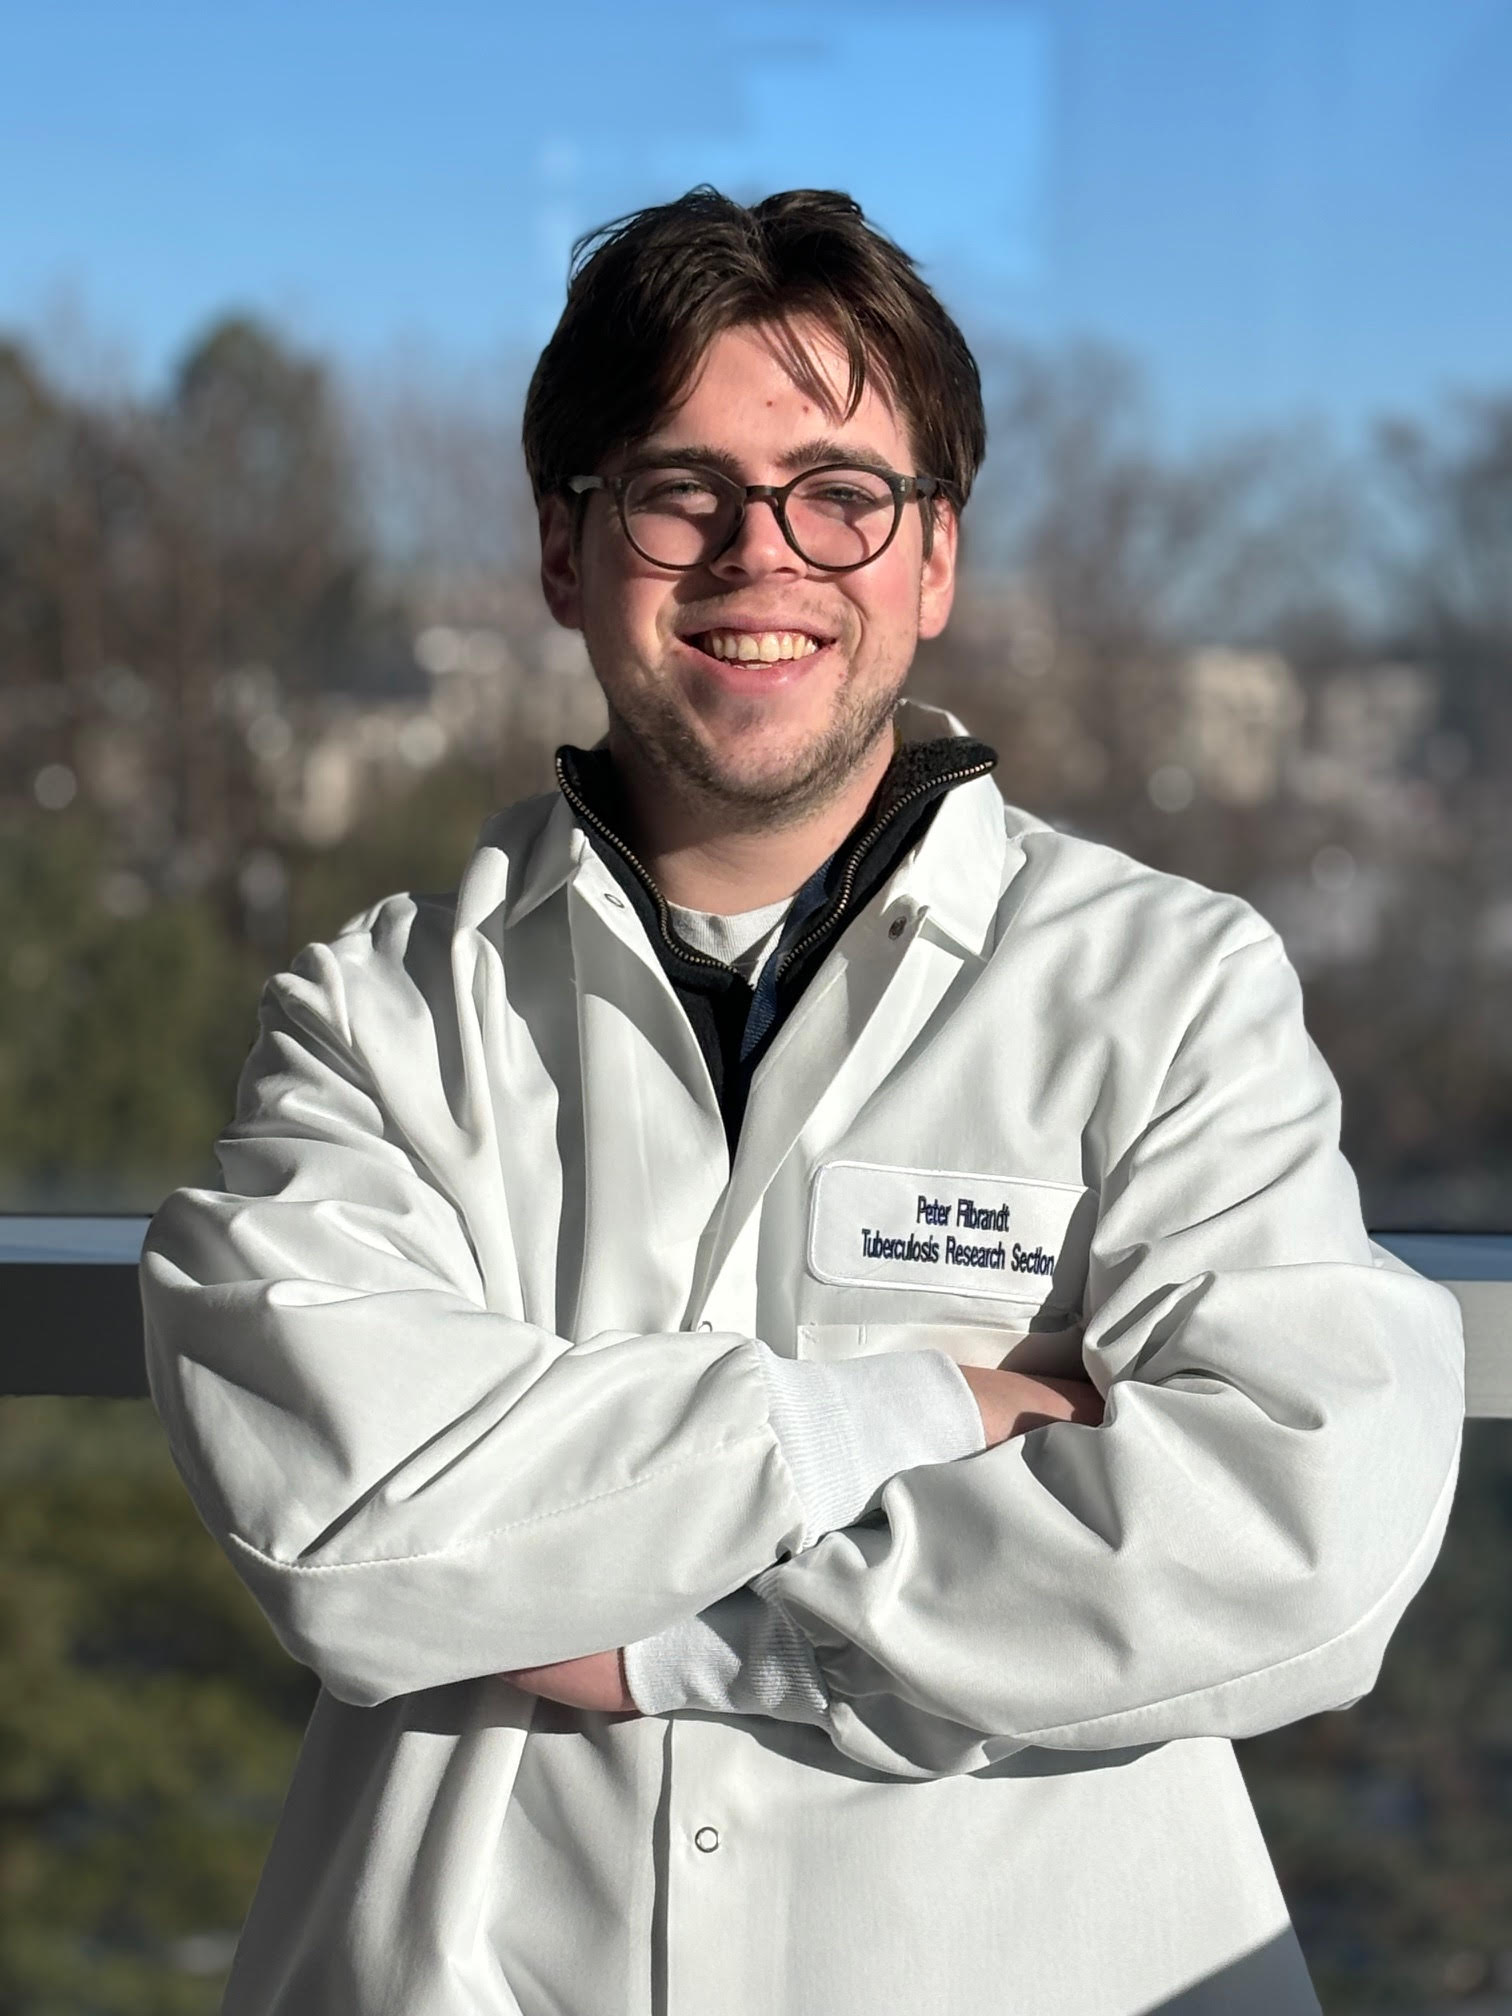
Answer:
[{"left": 796, "top": 1320, "right": 1086, "bottom": 1375}]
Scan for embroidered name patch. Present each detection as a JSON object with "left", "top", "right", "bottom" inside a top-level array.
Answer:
[{"left": 807, "top": 1159, "right": 1089, "bottom": 1305}]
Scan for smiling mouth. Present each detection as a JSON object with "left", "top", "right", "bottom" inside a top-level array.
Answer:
[{"left": 685, "top": 629, "right": 831, "bottom": 664}]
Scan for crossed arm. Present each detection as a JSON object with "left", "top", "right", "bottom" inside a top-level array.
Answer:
[
  {"left": 141, "top": 922, "right": 1464, "bottom": 1776},
  {"left": 497, "top": 933, "right": 1465, "bottom": 1767},
  {"left": 505, "top": 1367, "right": 1105, "bottom": 1713}
]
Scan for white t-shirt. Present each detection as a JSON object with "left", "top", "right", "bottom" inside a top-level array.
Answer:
[{"left": 665, "top": 895, "right": 794, "bottom": 984}]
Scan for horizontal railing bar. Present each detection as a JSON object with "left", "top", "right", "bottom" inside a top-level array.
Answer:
[
  {"left": 3, "top": 1219, "right": 1511, "bottom": 1410},
  {"left": 6, "top": 1220, "right": 1512, "bottom": 1275},
  {"left": 0, "top": 1216, "right": 154, "bottom": 1264},
  {"left": 1373, "top": 1232, "right": 1512, "bottom": 1282}
]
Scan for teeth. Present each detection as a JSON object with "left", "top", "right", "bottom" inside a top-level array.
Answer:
[{"left": 699, "top": 630, "right": 822, "bottom": 662}]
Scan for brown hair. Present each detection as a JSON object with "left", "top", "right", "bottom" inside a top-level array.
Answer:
[{"left": 521, "top": 187, "right": 986, "bottom": 530}]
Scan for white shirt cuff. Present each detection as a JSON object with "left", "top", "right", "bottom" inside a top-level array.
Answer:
[
  {"left": 623, "top": 1587, "right": 830, "bottom": 1722},
  {"left": 624, "top": 1346, "right": 985, "bottom": 1720},
  {"left": 756, "top": 1344, "right": 985, "bottom": 1552}
]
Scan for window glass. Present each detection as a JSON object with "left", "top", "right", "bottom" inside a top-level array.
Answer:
[
  {"left": 3, "top": 0, "right": 1507, "bottom": 1224},
  {"left": 1, "top": 11, "right": 1508, "bottom": 2010}
]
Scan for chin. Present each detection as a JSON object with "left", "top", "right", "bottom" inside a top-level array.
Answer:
[
  {"left": 695, "top": 752, "right": 817, "bottom": 810},
  {"left": 690, "top": 733, "right": 872, "bottom": 820},
  {"left": 614, "top": 675, "right": 899, "bottom": 817}
]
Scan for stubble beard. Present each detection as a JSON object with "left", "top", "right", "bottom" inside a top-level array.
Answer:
[{"left": 608, "top": 665, "right": 907, "bottom": 833}]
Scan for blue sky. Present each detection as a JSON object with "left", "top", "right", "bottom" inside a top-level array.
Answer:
[{"left": 3, "top": 0, "right": 1509, "bottom": 441}]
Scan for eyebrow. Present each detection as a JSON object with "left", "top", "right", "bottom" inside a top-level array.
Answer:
[{"left": 621, "top": 437, "right": 903, "bottom": 479}]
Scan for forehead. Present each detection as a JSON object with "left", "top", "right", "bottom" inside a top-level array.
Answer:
[{"left": 638, "top": 320, "right": 912, "bottom": 464}]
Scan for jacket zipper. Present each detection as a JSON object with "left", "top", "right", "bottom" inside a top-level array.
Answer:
[
  {"left": 773, "top": 755, "right": 996, "bottom": 977},
  {"left": 554, "top": 755, "right": 731, "bottom": 974},
  {"left": 556, "top": 747, "right": 996, "bottom": 983}
]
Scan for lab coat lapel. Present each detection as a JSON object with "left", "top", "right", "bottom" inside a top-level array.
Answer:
[
  {"left": 566, "top": 852, "right": 730, "bottom": 1338},
  {"left": 699, "top": 930, "right": 958, "bottom": 1303},
  {"left": 689, "top": 774, "right": 1016, "bottom": 1318}
]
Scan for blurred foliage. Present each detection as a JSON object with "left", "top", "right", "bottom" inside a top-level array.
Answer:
[
  {"left": 0, "top": 765, "right": 527, "bottom": 1209},
  {"left": 0, "top": 810, "right": 261, "bottom": 1209},
  {"left": 0, "top": 1398, "right": 1505, "bottom": 2009},
  {"left": 0, "top": 1399, "right": 315, "bottom": 2013},
  {"left": 1242, "top": 1422, "right": 1512, "bottom": 2007},
  {"left": 0, "top": 312, "right": 414, "bottom": 910},
  {"left": 4, "top": 311, "right": 1512, "bottom": 1218},
  {"left": 285, "top": 755, "right": 525, "bottom": 953},
  {"left": 2, "top": 310, "right": 1511, "bottom": 2006}
]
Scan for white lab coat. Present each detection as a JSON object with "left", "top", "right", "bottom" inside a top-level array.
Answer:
[{"left": 142, "top": 701, "right": 1464, "bottom": 2016}]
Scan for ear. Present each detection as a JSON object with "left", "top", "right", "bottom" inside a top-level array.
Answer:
[
  {"left": 917, "top": 500, "right": 958, "bottom": 640},
  {"left": 538, "top": 494, "right": 583, "bottom": 630}
]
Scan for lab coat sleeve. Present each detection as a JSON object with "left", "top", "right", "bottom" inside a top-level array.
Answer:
[
  {"left": 141, "top": 934, "right": 989, "bottom": 1709},
  {"left": 626, "top": 924, "right": 1465, "bottom": 1778}
]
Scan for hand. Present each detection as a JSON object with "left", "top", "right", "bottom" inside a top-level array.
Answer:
[
  {"left": 957, "top": 1365, "right": 1104, "bottom": 1449},
  {"left": 503, "top": 1647, "right": 641, "bottom": 1716}
]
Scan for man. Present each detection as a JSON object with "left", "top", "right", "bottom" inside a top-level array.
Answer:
[{"left": 143, "top": 189, "right": 1464, "bottom": 2015}]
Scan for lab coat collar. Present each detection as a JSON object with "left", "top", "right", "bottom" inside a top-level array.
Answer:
[
  {"left": 869, "top": 698, "right": 1018, "bottom": 959},
  {"left": 468, "top": 791, "right": 588, "bottom": 935},
  {"left": 881, "top": 759, "right": 1018, "bottom": 958},
  {"left": 472, "top": 695, "right": 1014, "bottom": 945}
]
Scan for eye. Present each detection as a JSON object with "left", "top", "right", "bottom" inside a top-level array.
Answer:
[
  {"left": 627, "top": 470, "right": 723, "bottom": 513},
  {"left": 793, "top": 471, "right": 893, "bottom": 515}
]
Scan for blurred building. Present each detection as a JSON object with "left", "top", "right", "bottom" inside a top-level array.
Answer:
[
  {"left": 1287, "top": 662, "right": 1440, "bottom": 830},
  {"left": 264, "top": 577, "right": 606, "bottom": 849},
  {"left": 1180, "top": 648, "right": 1305, "bottom": 808}
]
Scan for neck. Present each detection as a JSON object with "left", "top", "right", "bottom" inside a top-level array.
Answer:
[{"left": 611, "top": 731, "right": 897, "bottom": 914}]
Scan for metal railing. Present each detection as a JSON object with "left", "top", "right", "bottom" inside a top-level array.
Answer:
[{"left": 4, "top": 1217, "right": 1510, "bottom": 1410}]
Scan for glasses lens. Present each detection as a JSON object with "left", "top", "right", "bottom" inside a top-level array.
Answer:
[
  {"left": 786, "top": 468, "right": 898, "bottom": 568},
  {"left": 621, "top": 467, "right": 737, "bottom": 567}
]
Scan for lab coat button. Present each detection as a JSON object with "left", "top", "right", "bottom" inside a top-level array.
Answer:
[
  {"left": 693, "top": 1826, "right": 720, "bottom": 1853},
  {"left": 888, "top": 913, "right": 910, "bottom": 940}
]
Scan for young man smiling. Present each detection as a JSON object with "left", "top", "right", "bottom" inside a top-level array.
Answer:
[
  {"left": 541, "top": 315, "right": 955, "bottom": 910},
  {"left": 143, "top": 190, "right": 1463, "bottom": 2015}
]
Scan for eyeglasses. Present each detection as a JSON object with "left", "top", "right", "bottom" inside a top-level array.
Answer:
[{"left": 563, "top": 462, "right": 944, "bottom": 574}]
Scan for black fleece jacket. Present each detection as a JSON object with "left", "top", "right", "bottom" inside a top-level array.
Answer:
[{"left": 554, "top": 732, "right": 998, "bottom": 1150}]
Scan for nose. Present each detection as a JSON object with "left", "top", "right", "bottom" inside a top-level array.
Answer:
[{"left": 707, "top": 495, "right": 805, "bottom": 582}]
